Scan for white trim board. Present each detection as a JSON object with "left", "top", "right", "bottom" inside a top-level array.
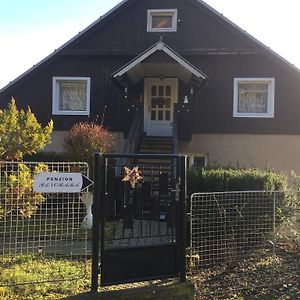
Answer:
[
  {"left": 147, "top": 9, "right": 178, "bottom": 32},
  {"left": 52, "top": 76, "right": 91, "bottom": 116},
  {"left": 233, "top": 77, "right": 275, "bottom": 118},
  {"left": 113, "top": 41, "right": 207, "bottom": 80}
]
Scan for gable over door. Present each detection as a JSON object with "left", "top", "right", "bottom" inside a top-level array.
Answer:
[{"left": 144, "top": 78, "right": 178, "bottom": 136}]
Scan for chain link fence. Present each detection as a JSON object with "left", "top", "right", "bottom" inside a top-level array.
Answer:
[
  {"left": 0, "top": 161, "right": 89, "bottom": 286},
  {"left": 189, "top": 191, "right": 300, "bottom": 298}
]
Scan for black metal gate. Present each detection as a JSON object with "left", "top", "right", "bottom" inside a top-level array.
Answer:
[{"left": 91, "top": 153, "right": 187, "bottom": 290}]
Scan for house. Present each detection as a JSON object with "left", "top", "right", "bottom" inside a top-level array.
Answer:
[{"left": 1, "top": 0, "right": 300, "bottom": 175}]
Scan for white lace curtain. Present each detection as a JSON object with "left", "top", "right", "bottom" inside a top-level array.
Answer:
[
  {"left": 238, "top": 83, "right": 268, "bottom": 113},
  {"left": 59, "top": 81, "right": 87, "bottom": 111}
]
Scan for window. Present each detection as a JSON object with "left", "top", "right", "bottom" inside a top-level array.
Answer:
[
  {"left": 187, "top": 154, "right": 208, "bottom": 169},
  {"left": 147, "top": 9, "right": 177, "bottom": 32},
  {"left": 233, "top": 78, "right": 275, "bottom": 118},
  {"left": 52, "top": 77, "right": 91, "bottom": 115}
]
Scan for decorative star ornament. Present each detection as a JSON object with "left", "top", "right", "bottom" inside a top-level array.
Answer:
[{"left": 122, "top": 166, "right": 143, "bottom": 188}]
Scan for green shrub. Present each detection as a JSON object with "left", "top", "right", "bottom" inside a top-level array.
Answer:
[
  {"left": 187, "top": 168, "right": 290, "bottom": 263},
  {"left": 188, "top": 167, "right": 287, "bottom": 194},
  {"left": 24, "top": 151, "right": 69, "bottom": 162},
  {"left": 0, "top": 162, "right": 48, "bottom": 219},
  {"left": 0, "top": 98, "right": 53, "bottom": 161}
]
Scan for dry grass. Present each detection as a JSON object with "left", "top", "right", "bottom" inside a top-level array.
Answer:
[{"left": 190, "top": 246, "right": 300, "bottom": 300}]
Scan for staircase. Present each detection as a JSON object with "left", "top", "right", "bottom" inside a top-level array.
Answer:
[
  {"left": 135, "top": 136, "right": 174, "bottom": 210},
  {"left": 137, "top": 136, "right": 173, "bottom": 167}
]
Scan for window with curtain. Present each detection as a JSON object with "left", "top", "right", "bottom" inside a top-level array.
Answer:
[
  {"left": 233, "top": 78, "right": 275, "bottom": 118},
  {"left": 52, "top": 77, "right": 90, "bottom": 115}
]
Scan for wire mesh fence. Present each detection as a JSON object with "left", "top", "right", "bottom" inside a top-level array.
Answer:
[
  {"left": 0, "top": 161, "right": 89, "bottom": 286},
  {"left": 189, "top": 191, "right": 300, "bottom": 298}
]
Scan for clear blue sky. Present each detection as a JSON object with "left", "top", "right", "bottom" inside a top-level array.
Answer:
[
  {"left": 0, "top": 0, "right": 119, "bottom": 25},
  {"left": 1, "top": 0, "right": 300, "bottom": 89}
]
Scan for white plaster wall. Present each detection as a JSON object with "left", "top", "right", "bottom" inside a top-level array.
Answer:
[
  {"left": 179, "top": 134, "right": 300, "bottom": 175},
  {"left": 44, "top": 131, "right": 125, "bottom": 154}
]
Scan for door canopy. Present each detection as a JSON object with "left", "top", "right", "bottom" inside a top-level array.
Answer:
[{"left": 112, "top": 40, "right": 207, "bottom": 85}]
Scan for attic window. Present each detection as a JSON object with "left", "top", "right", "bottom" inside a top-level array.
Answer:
[
  {"left": 233, "top": 78, "right": 275, "bottom": 118},
  {"left": 147, "top": 9, "right": 177, "bottom": 32},
  {"left": 52, "top": 77, "right": 91, "bottom": 115}
]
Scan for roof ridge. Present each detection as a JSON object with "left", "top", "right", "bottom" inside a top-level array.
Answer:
[{"left": 1, "top": 0, "right": 299, "bottom": 94}]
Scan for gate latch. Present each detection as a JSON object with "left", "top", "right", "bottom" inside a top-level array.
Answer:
[{"left": 170, "top": 183, "right": 180, "bottom": 201}]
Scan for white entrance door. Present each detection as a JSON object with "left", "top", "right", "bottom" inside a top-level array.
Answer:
[{"left": 144, "top": 78, "right": 178, "bottom": 136}]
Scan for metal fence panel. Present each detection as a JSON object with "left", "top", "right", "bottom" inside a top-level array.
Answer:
[
  {"left": 0, "top": 161, "right": 89, "bottom": 285},
  {"left": 190, "top": 190, "right": 300, "bottom": 296}
]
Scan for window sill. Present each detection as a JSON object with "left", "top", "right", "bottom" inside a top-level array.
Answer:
[
  {"left": 233, "top": 113, "right": 274, "bottom": 118},
  {"left": 52, "top": 111, "right": 90, "bottom": 116}
]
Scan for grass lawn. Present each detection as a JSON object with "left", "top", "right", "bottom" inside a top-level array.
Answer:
[
  {"left": 0, "top": 256, "right": 89, "bottom": 300},
  {"left": 191, "top": 247, "right": 300, "bottom": 299},
  {"left": 0, "top": 245, "right": 299, "bottom": 300}
]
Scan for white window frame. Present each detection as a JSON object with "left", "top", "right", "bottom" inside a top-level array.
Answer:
[
  {"left": 52, "top": 77, "right": 91, "bottom": 115},
  {"left": 186, "top": 153, "right": 208, "bottom": 168},
  {"left": 233, "top": 78, "right": 275, "bottom": 118},
  {"left": 147, "top": 9, "right": 178, "bottom": 32}
]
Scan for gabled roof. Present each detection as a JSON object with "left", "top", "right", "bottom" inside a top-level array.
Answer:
[
  {"left": 193, "top": 0, "right": 300, "bottom": 74},
  {"left": 112, "top": 40, "right": 207, "bottom": 84},
  {"left": 0, "top": 0, "right": 299, "bottom": 94},
  {"left": 0, "top": 0, "right": 132, "bottom": 94}
]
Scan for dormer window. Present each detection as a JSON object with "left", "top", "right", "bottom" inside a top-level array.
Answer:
[{"left": 147, "top": 9, "right": 178, "bottom": 32}]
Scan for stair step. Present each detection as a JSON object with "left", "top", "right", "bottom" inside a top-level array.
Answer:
[
  {"left": 140, "top": 139, "right": 172, "bottom": 143},
  {"left": 140, "top": 145, "right": 172, "bottom": 149},
  {"left": 139, "top": 150, "right": 172, "bottom": 154},
  {"left": 140, "top": 140, "right": 172, "bottom": 144},
  {"left": 137, "top": 136, "right": 174, "bottom": 175}
]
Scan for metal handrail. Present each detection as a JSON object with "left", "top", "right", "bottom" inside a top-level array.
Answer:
[
  {"left": 172, "top": 104, "right": 178, "bottom": 154},
  {"left": 122, "top": 110, "right": 143, "bottom": 154},
  {"left": 172, "top": 104, "right": 179, "bottom": 178},
  {"left": 116, "top": 110, "right": 143, "bottom": 173}
]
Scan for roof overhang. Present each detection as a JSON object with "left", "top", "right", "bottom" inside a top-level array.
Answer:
[{"left": 112, "top": 41, "right": 207, "bottom": 85}]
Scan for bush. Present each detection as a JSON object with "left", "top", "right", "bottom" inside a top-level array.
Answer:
[
  {"left": 23, "top": 151, "right": 69, "bottom": 162},
  {"left": 0, "top": 98, "right": 53, "bottom": 161},
  {"left": 0, "top": 162, "right": 48, "bottom": 219},
  {"left": 187, "top": 168, "right": 290, "bottom": 263},
  {"left": 64, "top": 122, "right": 114, "bottom": 175},
  {"left": 188, "top": 167, "right": 287, "bottom": 194}
]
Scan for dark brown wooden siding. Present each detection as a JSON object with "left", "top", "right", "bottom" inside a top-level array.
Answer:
[
  {"left": 1, "top": 0, "right": 300, "bottom": 135},
  {"left": 68, "top": 0, "right": 255, "bottom": 55},
  {"left": 188, "top": 54, "right": 300, "bottom": 134},
  {"left": 0, "top": 55, "right": 131, "bottom": 131}
]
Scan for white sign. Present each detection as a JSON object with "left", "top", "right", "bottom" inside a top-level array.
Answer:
[{"left": 33, "top": 172, "right": 93, "bottom": 193}]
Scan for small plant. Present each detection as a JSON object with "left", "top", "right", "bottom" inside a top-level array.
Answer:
[
  {"left": 0, "top": 98, "right": 53, "bottom": 161},
  {"left": 0, "top": 162, "right": 48, "bottom": 219},
  {"left": 64, "top": 121, "right": 114, "bottom": 170}
]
